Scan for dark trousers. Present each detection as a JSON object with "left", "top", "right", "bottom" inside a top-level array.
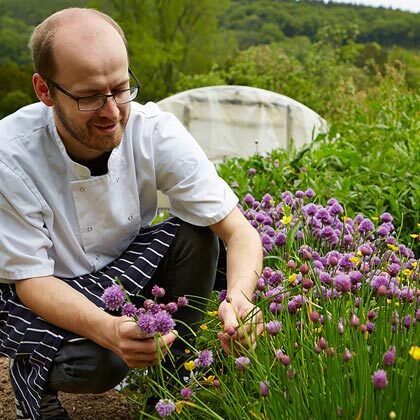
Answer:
[{"left": 46, "top": 221, "right": 219, "bottom": 394}]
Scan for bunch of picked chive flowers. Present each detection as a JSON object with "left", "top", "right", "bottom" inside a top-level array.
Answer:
[{"left": 102, "top": 283, "right": 188, "bottom": 336}]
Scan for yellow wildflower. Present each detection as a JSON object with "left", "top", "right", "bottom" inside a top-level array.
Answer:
[
  {"left": 200, "top": 324, "right": 208, "bottom": 331},
  {"left": 350, "top": 256, "right": 361, "bottom": 265},
  {"left": 314, "top": 326, "right": 323, "bottom": 333},
  {"left": 412, "top": 261, "right": 418, "bottom": 268},
  {"left": 176, "top": 401, "right": 184, "bottom": 414},
  {"left": 207, "top": 310, "right": 219, "bottom": 317},
  {"left": 356, "top": 250, "right": 363, "bottom": 256},
  {"left": 372, "top": 216, "right": 379, "bottom": 221},
  {"left": 281, "top": 215, "right": 292, "bottom": 225},
  {"left": 409, "top": 346, "right": 420, "bottom": 361},
  {"left": 288, "top": 273, "right": 297, "bottom": 284},
  {"left": 402, "top": 269, "right": 413, "bottom": 277},
  {"left": 387, "top": 244, "right": 399, "bottom": 251},
  {"left": 184, "top": 348, "right": 191, "bottom": 354},
  {"left": 184, "top": 360, "right": 196, "bottom": 371},
  {"left": 410, "top": 234, "right": 418, "bottom": 239},
  {"left": 204, "top": 375, "right": 215, "bottom": 385}
]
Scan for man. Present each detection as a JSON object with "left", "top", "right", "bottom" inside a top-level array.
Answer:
[{"left": 0, "top": 8, "right": 263, "bottom": 419}]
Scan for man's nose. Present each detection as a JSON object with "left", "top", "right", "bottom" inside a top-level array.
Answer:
[{"left": 98, "top": 96, "right": 120, "bottom": 119}]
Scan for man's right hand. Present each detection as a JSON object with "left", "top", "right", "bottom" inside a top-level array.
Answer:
[
  {"left": 16, "top": 276, "right": 178, "bottom": 368},
  {"left": 110, "top": 316, "right": 178, "bottom": 368}
]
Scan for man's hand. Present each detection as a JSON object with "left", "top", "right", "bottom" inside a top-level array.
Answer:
[
  {"left": 16, "top": 276, "right": 178, "bottom": 368},
  {"left": 110, "top": 316, "right": 178, "bottom": 368},
  {"left": 217, "top": 295, "right": 263, "bottom": 354}
]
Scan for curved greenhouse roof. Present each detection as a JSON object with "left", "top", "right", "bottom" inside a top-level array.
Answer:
[{"left": 157, "top": 85, "right": 328, "bottom": 164}]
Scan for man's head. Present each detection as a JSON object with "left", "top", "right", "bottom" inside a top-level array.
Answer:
[{"left": 30, "top": 8, "right": 135, "bottom": 161}]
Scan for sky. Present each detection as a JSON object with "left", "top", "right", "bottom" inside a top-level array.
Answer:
[{"left": 323, "top": 0, "right": 420, "bottom": 13}]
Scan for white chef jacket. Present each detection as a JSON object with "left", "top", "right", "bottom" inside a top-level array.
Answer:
[{"left": 0, "top": 101, "right": 238, "bottom": 282}]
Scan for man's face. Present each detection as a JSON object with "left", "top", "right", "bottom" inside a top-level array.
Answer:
[
  {"left": 49, "top": 19, "right": 132, "bottom": 160},
  {"left": 52, "top": 74, "right": 131, "bottom": 156}
]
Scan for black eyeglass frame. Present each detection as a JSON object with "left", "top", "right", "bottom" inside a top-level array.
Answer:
[{"left": 44, "top": 67, "right": 141, "bottom": 112}]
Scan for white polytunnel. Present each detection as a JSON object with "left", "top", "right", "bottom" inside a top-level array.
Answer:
[
  {"left": 157, "top": 85, "right": 328, "bottom": 163},
  {"left": 155, "top": 85, "right": 328, "bottom": 208}
]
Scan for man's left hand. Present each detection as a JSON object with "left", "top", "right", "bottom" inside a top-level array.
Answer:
[{"left": 217, "top": 294, "right": 263, "bottom": 354}]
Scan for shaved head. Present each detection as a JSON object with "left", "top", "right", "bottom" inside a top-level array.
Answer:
[{"left": 29, "top": 8, "right": 128, "bottom": 79}]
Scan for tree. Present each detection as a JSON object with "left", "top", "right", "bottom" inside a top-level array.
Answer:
[{"left": 90, "top": 0, "right": 237, "bottom": 101}]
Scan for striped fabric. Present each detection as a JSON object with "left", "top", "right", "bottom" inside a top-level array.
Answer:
[{"left": 0, "top": 218, "right": 180, "bottom": 420}]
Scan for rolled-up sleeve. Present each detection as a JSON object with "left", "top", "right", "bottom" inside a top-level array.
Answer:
[
  {"left": 0, "top": 161, "right": 54, "bottom": 282},
  {"left": 153, "top": 113, "right": 238, "bottom": 226}
]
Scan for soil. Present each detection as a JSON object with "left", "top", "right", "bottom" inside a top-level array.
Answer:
[{"left": 0, "top": 357, "right": 137, "bottom": 419}]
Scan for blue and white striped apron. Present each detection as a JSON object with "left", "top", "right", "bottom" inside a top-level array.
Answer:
[{"left": 0, "top": 218, "right": 180, "bottom": 420}]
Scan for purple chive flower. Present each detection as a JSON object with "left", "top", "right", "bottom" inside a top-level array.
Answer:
[
  {"left": 256, "top": 212, "right": 266, "bottom": 223},
  {"left": 380, "top": 212, "right": 393, "bottom": 223},
  {"left": 259, "top": 381, "right": 270, "bottom": 397},
  {"left": 350, "top": 314, "right": 360, "bottom": 327},
  {"left": 334, "top": 274, "right": 351, "bottom": 293},
  {"left": 151, "top": 303, "right": 162, "bottom": 314},
  {"left": 328, "top": 202, "right": 344, "bottom": 216},
  {"left": 244, "top": 193, "right": 255, "bottom": 205},
  {"left": 318, "top": 337, "right": 327, "bottom": 349},
  {"left": 343, "top": 348, "right": 352, "bottom": 362},
  {"left": 403, "top": 315, "right": 412, "bottom": 329},
  {"left": 102, "top": 285, "right": 126, "bottom": 311},
  {"left": 144, "top": 299, "right": 155, "bottom": 310},
  {"left": 262, "top": 193, "right": 273, "bottom": 203},
  {"left": 305, "top": 188, "right": 315, "bottom": 198},
  {"left": 358, "top": 218, "right": 375, "bottom": 235},
  {"left": 275, "top": 350, "right": 291, "bottom": 366},
  {"left": 383, "top": 346, "right": 396, "bottom": 366},
  {"left": 359, "top": 244, "right": 373, "bottom": 256},
  {"left": 248, "top": 168, "right": 257, "bottom": 176},
  {"left": 303, "top": 203, "right": 318, "bottom": 216},
  {"left": 377, "top": 225, "right": 390, "bottom": 237},
  {"left": 316, "top": 208, "right": 330, "bottom": 223},
  {"left": 266, "top": 320, "right": 282, "bottom": 336},
  {"left": 137, "top": 312, "right": 156, "bottom": 335},
  {"left": 372, "top": 370, "right": 388, "bottom": 389},
  {"left": 155, "top": 399, "right": 176, "bottom": 417},
  {"left": 165, "top": 302, "right": 178, "bottom": 314},
  {"left": 154, "top": 311, "right": 175, "bottom": 335},
  {"left": 122, "top": 303, "right": 137, "bottom": 317},
  {"left": 269, "top": 302, "right": 283, "bottom": 314},
  {"left": 282, "top": 191, "right": 294, "bottom": 205},
  {"left": 349, "top": 271, "right": 363, "bottom": 283},
  {"left": 366, "top": 321, "right": 375, "bottom": 333},
  {"left": 180, "top": 387, "right": 192, "bottom": 400},
  {"left": 177, "top": 296, "right": 188, "bottom": 308},
  {"left": 274, "top": 233, "right": 286, "bottom": 246},
  {"left": 295, "top": 190, "right": 305, "bottom": 198},
  {"left": 194, "top": 350, "right": 213, "bottom": 368},
  {"left": 235, "top": 356, "right": 250, "bottom": 371},
  {"left": 151, "top": 285, "right": 166, "bottom": 298}
]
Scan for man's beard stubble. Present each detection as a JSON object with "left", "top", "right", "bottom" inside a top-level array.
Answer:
[{"left": 54, "top": 100, "right": 128, "bottom": 153}]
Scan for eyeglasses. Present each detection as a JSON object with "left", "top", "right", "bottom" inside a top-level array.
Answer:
[{"left": 45, "top": 68, "right": 141, "bottom": 112}]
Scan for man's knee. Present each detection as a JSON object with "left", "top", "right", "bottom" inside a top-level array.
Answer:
[
  {"left": 176, "top": 220, "right": 219, "bottom": 264},
  {"left": 48, "top": 340, "right": 129, "bottom": 394}
]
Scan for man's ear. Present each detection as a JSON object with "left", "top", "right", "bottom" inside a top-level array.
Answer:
[{"left": 32, "top": 73, "right": 54, "bottom": 106}]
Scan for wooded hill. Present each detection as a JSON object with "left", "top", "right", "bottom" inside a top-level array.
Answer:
[{"left": 0, "top": 0, "right": 418, "bottom": 116}]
